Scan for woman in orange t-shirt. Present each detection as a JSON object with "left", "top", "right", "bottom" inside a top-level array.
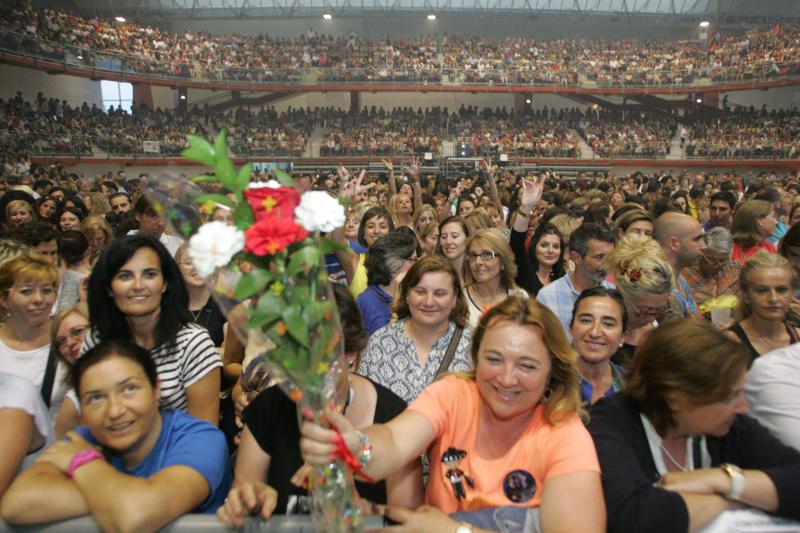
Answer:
[{"left": 300, "top": 296, "right": 604, "bottom": 532}]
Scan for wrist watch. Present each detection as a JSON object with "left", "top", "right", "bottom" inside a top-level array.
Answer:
[
  {"left": 455, "top": 522, "right": 474, "bottom": 533},
  {"left": 720, "top": 463, "right": 745, "bottom": 500}
]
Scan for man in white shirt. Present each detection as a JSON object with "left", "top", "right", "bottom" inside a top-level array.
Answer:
[
  {"left": 128, "top": 195, "right": 183, "bottom": 257},
  {"left": 745, "top": 343, "right": 800, "bottom": 451}
]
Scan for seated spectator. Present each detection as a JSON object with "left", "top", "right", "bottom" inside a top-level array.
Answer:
[
  {"left": 725, "top": 251, "right": 799, "bottom": 367},
  {"left": 512, "top": 223, "right": 565, "bottom": 298},
  {"left": 300, "top": 296, "right": 605, "bottom": 531},
  {"left": 731, "top": 200, "right": 778, "bottom": 262},
  {"left": 130, "top": 195, "right": 183, "bottom": 257},
  {"left": 0, "top": 372, "right": 55, "bottom": 500},
  {"left": 745, "top": 343, "right": 800, "bottom": 451},
  {"left": 83, "top": 234, "right": 221, "bottom": 425},
  {"left": 605, "top": 235, "right": 674, "bottom": 366},
  {"left": 463, "top": 228, "right": 528, "bottom": 327},
  {"left": 357, "top": 231, "right": 418, "bottom": 336},
  {"left": 8, "top": 222, "right": 58, "bottom": 264},
  {"left": 357, "top": 256, "right": 473, "bottom": 403},
  {"left": 682, "top": 227, "right": 741, "bottom": 310},
  {"left": 570, "top": 287, "right": 627, "bottom": 406},
  {"left": 614, "top": 209, "right": 654, "bottom": 240},
  {"left": 217, "top": 284, "right": 421, "bottom": 525},
  {"left": 588, "top": 319, "right": 800, "bottom": 533},
  {"left": 0, "top": 341, "right": 232, "bottom": 529},
  {"left": 0, "top": 253, "right": 67, "bottom": 417},
  {"left": 537, "top": 223, "right": 616, "bottom": 338}
]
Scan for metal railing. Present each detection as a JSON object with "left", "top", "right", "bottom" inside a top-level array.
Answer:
[{"left": 2, "top": 28, "right": 800, "bottom": 91}]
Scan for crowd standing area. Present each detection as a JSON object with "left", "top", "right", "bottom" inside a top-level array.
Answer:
[
  {"left": 3, "top": 92, "right": 800, "bottom": 160},
  {"left": 0, "top": 150, "right": 799, "bottom": 532},
  {"left": 2, "top": 0, "right": 800, "bottom": 85}
]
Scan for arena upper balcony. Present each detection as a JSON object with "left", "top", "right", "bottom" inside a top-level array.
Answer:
[{"left": 2, "top": 28, "right": 800, "bottom": 95}]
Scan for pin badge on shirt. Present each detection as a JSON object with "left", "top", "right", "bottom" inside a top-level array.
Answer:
[{"left": 503, "top": 469, "right": 536, "bottom": 503}]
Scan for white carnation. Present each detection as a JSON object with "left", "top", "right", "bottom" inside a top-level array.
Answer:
[
  {"left": 189, "top": 221, "right": 245, "bottom": 277},
  {"left": 295, "top": 191, "right": 346, "bottom": 232},
  {"left": 248, "top": 179, "right": 281, "bottom": 189}
]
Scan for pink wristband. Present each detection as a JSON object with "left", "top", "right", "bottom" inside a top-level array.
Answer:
[{"left": 67, "top": 448, "right": 104, "bottom": 478}]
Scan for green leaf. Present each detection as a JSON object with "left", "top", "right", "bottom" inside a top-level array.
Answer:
[
  {"left": 196, "top": 194, "right": 234, "bottom": 208},
  {"left": 233, "top": 201, "right": 254, "bottom": 231},
  {"left": 181, "top": 135, "right": 215, "bottom": 166},
  {"left": 338, "top": 197, "right": 351, "bottom": 206},
  {"left": 283, "top": 305, "right": 308, "bottom": 347},
  {"left": 215, "top": 157, "right": 236, "bottom": 189},
  {"left": 246, "top": 310, "right": 279, "bottom": 330},
  {"left": 319, "top": 237, "right": 347, "bottom": 255},
  {"left": 214, "top": 130, "right": 228, "bottom": 162},
  {"left": 273, "top": 168, "right": 299, "bottom": 189},
  {"left": 257, "top": 290, "right": 283, "bottom": 315},
  {"left": 234, "top": 268, "right": 273, "bottom": 300},
  {"left": 235, "top": 163, "right": 253, "bottom": 191},
  {"left": 191, "top": 174, "right": 218, "bottom": 184},
  {"left": 287, "top": 246, "right": 320, "bottom": 277}
]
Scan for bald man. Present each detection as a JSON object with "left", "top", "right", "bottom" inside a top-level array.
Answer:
[{"left": 654, "top": 212, "right": 707, "bottom": 319}]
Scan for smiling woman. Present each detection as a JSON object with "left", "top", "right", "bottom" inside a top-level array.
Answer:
[
  {"left": 78, "top": 235, "right": 222, "bottom": 426},
  {"left": 0, "top": 341, "right": 231, "bottom": 530},
  {"left": 300, "top": 296, "right": 605, "bottom": 532}
]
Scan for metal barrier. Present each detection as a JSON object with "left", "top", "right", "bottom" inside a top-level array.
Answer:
[{"left": 0, "top": 515, "right": 386, "bottom": 532}]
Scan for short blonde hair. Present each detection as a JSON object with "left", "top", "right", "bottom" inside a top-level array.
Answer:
[
  {"left": 548, "top": 214, "right": 581, "bottom": 243},
  {"left": 605, "top": 234, "right": 674, "bottom": 299},
  {"left": 5, "top": 199, "right": 33, "bottom": 219},
  {"left": 412, "top": 204, "right": 439, "bottom": 233},
  {"left": 463, "top": 209, "right": 493, "bottom": 233},
  {"left": 464, "top": 228, "right": 518, "bottom": 290},
  {"left": 0, "top": 253, "right": 60, "bottom": 310}
]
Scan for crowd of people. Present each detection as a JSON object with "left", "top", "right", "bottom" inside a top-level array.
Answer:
[
  {"left": 0, "top": 151, "right": 799, "bottom": 532},
  {"left": 2, "top": 0, "right": 800, "bottom": 87},
  {"left": 3, "top": 91, "right": 800, "bottom": 162}
]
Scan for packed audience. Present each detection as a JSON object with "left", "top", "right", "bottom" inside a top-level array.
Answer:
[
  {"left": 2, "top": 1, "right": 800, "bottom": 87},
  {"left": 4, "top": 91, "right": 800, "bottom": 161},
  {"left": 0, "top": 147, "right": 799, "bottom": 532}
]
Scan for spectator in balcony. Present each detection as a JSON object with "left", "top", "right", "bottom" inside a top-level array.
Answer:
[{"left": 731, "top": 200, "right": 778, "bottom": 263}]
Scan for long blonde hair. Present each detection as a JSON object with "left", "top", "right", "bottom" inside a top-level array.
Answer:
[{"left": 737, "top": 250, "right": 794, "bottom": 320}]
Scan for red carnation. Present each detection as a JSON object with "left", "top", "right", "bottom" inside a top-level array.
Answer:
[
  {"left": 243, "top": 186, "right": 302, "bottom": 221},
  {"left": 244, "top": 216, "right": 309, "bottom": 256}
]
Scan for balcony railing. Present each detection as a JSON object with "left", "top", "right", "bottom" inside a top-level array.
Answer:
[{"left": 2, "top": 28, "right": 800, "bottom": 91}]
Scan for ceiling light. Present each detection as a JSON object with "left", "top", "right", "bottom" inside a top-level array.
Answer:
[
  {"left": 696, "top": 98, "right": 703, "bottom": 103},
  {"left": 115, "top": 16, "right": 126, "bottom": 22},
  {"left": 180, "top": 95, "right": 187, "bottom": 100},
  {"left": 322, "top": 13, "right": 332, "bottom": 19},
  {"left": 76, "top": 54, "right": 83, "bottom": 59},
  {"left": 699, "top": 20, "right": 710, "bottom": 27},
  {"left": 525, "top": 98, "right": 531, "bottom": 104},
  {"left": 427, "top": 14, "right": 436, "bottom": 20}
]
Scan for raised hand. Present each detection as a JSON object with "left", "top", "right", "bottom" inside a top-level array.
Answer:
[
  {"left": 519, "top": 173, "right": 545, "bottom": 211},
  {"left": 403, "top": 157, "right": 421, "bottom": 181},
  {"left": 382, "top": 159, "right": 394, "bottom": 173}
]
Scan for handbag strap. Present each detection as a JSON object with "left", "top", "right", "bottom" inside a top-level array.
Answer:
[
  {"left": 434, "top": 325, "right": 463, "bottom": 381},
  {"left": 40, "top": 349, "right": 57, "bottom": 408}
]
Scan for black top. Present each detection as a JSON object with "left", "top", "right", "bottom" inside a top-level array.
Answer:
[
  {"left": 510, "top": 228, "right": 554, "bottom": 297},
  {"left": 244, "top": 379, "right": 407, "bottom": 514},
  {"left": 191, "top": 296, "right": 229, "bottom": 347},
  {"left": 587, "top": 393, "right": 800, "bottom": 533},
  {"left": 727, "top": 322, "right": 800, "bottom": 368}
]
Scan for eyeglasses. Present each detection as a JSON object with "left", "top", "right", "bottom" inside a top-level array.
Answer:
[
  {"left": 467, "top": 250, "right": 498, "bottom": 262},
  {"left": 55, "top": 325, "right": 89, "bottom": 349}
]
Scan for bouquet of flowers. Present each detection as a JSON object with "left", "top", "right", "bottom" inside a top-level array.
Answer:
[{"left": 171, "top": 131, "right": 363, "bottom": 531}]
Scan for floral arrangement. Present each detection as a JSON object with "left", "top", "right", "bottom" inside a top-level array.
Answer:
[{"left": 177, "top": 131, "right": 362, "bottom": 531}]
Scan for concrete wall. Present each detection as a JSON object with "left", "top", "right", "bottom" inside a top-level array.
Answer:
[
  {"left": 722, "top": 87, "right": 800, "bottom": 111},
  {"left": 0, "top": 64, "right": 102, "bottom": 108}
]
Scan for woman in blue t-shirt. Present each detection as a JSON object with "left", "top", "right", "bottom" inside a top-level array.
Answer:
[{"left": 0, "top": 340, "right": 231, "bottom": 531}]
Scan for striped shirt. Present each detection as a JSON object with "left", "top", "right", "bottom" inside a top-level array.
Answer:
[{"left": 82, "top": 324, "right": 222, "bottom": 412}]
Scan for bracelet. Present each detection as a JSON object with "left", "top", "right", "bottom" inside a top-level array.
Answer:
[
  {"left": 356, "top": 431, "right": 372, "bottom": 467},
  {"left": 517, "top": 206, "right": 532, "bottom": 217},
  {"left": 67, "top": 448, "right": 104, "bottom": 478}
]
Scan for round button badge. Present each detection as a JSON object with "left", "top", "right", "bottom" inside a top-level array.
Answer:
[{"left": 503, "top": 469, "right": 536, "bottom": 503}]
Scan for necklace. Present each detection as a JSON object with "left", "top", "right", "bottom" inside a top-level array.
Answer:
[
  {"left": 659, "top": 442, "right": 688, "bottom": 472},
  {"left": 189, "top": 308, "right": 202, "bottom": 322}
]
